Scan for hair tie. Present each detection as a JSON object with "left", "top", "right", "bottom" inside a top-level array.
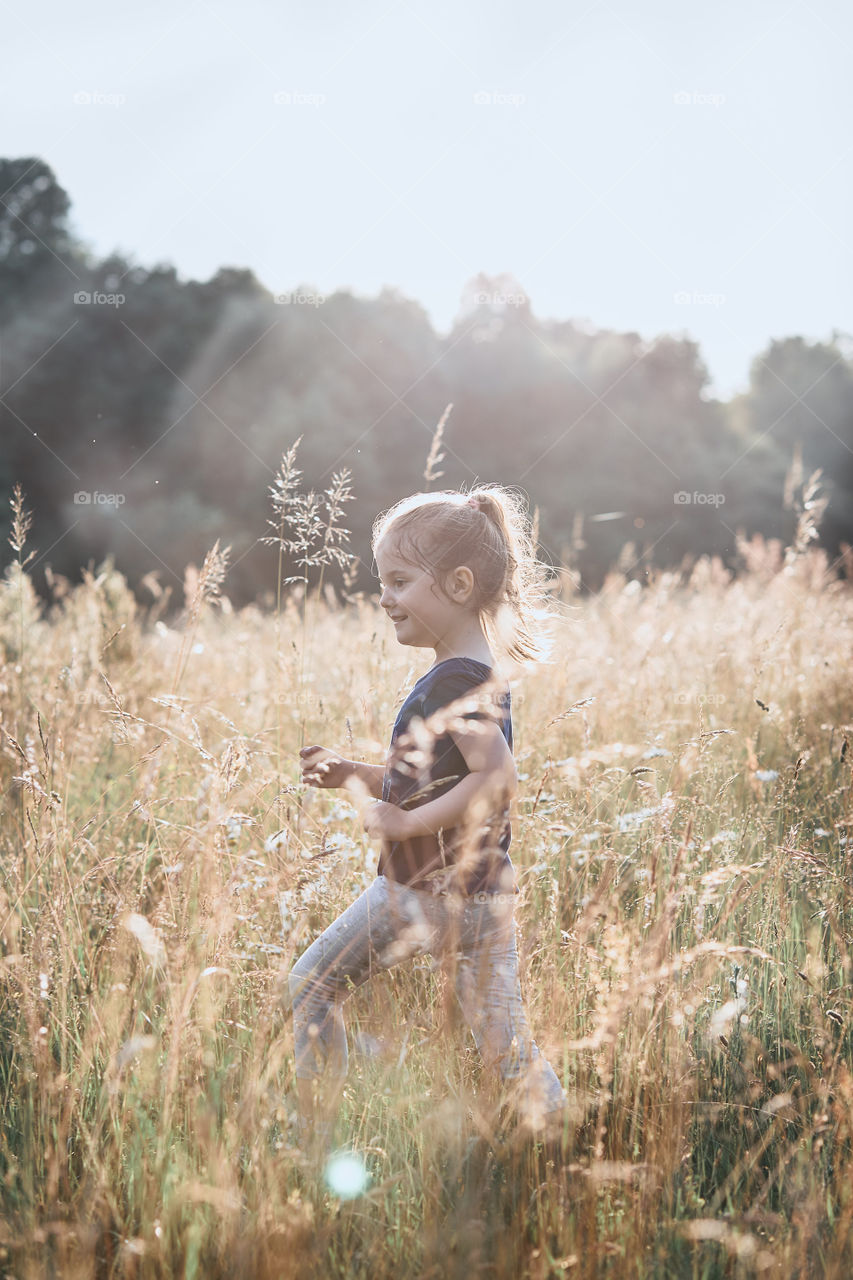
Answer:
[{"left": 467, "top": 495, "right": 482, "bottom": 511}]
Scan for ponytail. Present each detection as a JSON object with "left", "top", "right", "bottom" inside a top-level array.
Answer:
[{"left": 464, "top": 486, "right": 554, "bottom": 665}]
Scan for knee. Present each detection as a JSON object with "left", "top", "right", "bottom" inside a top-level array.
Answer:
[
  {"left": 288, "top": 950, "right": 344, "bottom": 1015},
  {"left": 287, "top": 953, "right": 318, "bottom": 1010}
]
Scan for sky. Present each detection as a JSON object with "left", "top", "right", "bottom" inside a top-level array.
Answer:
[{"left": 4, "top": 0, "right": 852, "bottom": 399}]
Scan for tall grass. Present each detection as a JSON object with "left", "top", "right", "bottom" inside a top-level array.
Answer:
[{"left": 0, "top": 475, "right": 851, "bottom": 1278}]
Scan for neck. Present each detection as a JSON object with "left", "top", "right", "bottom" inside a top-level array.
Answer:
[{"left": 432, "top": 618, "right": 493, "bottom": 666}]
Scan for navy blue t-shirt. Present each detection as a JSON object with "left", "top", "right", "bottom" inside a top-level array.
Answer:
[{"left": 377, "top": 657, "right": 518, "bottom": 896}]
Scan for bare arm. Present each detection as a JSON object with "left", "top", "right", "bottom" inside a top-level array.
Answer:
[
  {"left": 300, "top": 745, "right": 385, "bottom": 799},
  {"left": 349, "top": 760, "right": 386, "bottom": 799},
  {"left": 363, "top": 719, "right": 517, "bottom": 841},
  {"left": 404, "top": 719, "right": 516, "bottom": 835}
]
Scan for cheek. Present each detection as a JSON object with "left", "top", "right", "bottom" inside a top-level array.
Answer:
[{"left": 406, "top": 589, "right": 431, "bottom": 615}]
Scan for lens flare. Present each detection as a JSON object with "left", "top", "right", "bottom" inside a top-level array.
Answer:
[{"left": 323, "top": 1152, "right": 370, "bottom": 1199}]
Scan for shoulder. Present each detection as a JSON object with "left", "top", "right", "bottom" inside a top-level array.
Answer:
[{"left": 421, "top": 659, "right": 510, "bottom": 722}]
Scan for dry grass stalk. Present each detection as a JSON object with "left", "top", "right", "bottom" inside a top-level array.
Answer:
[
  {"left": 0, "top": 472, "right": 851, "bottom": 1277},
  {"left": 423, "top": 403, "right": 452, "bottom": 489}
]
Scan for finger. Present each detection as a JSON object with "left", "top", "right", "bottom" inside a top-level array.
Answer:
[
  {"left": 302, "top": 762, "right": 328, "bottom": 776},
  {"left": 300, "top": 745, "right": 322, "bottom": 758}
]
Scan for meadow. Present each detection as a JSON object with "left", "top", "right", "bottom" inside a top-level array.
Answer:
[{"left": 0, "top": 476, "right": 851, "bottom": 1279}]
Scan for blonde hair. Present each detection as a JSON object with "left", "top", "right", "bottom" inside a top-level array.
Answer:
[{"left": 371, "top": 484, "right": 555, "bottom": 666}]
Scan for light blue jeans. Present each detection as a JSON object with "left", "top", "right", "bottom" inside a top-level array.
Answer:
[{"left": 287, "top": 874, "right": 568, "bottom": 1135}]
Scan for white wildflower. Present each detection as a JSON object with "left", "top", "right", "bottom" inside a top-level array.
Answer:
[
  {"left": 123, "top": 913, "right": 166, "bottom": 970},
  {"left": 279, "top": 892, "right": 294, "bottom": 935},
  {"left": 325, "top": 831, "right": 360, "bottom": 858},
  {"left": 328, "top": 799, "right": 358, "bottom": 822},
  {"left": 115, "top": 1035, "right": 157, "bottom": 1070},
  {"left": 710, "top": 999, "right": 742, "bottom": 1038},
  {"left": 265, "top": 828, "right": 291, "bottom": 856},
  {"left": 616, "top": 806, "right": 660, "bottom": 832}
]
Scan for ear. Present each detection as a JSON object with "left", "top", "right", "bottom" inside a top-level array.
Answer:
[{"left": 446, "top": 565, "right": 475, "bottom": 604}]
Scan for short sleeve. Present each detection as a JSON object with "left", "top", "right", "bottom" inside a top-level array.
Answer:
[{"left": 420, "top": 669, "right": 506, "bottom": 730}]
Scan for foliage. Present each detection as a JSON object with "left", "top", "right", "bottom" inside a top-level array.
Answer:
[
  {"left": 0, "top": 474, "right": 851, "bottom": 1277},
  {"left": 2, "top": 159, "right": 852, "bottom": 609}
]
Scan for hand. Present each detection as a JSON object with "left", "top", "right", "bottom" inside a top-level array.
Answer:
[
  {"left": 299, "top": 745, "right": 354, "bottom": 789},
  {"left": 363, "top": 800, "right": 416, "bottom": 842}
]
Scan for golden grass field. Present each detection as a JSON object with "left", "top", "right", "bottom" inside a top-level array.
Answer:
[{"left": 0, "top": 489, "right": 852, "bottom": 1278}]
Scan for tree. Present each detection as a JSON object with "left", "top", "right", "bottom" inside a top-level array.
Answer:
[{"left": 0, "top": 159, "right": 76, "bottom": 323}]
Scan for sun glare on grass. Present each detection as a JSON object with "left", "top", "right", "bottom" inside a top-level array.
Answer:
[{"left": 324, "top": 1152, "right": 370, "bottom": 1199}]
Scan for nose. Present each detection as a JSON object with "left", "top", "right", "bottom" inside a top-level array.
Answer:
[{"left": 379, "top": 584, "right": 392, "bottom": 609}]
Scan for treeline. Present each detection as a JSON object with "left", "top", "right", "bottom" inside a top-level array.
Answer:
[{"left": 1, "top": 156, "right": 851, "bottom": 608}]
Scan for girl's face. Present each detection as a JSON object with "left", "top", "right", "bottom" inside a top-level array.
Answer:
[{"left": 375, "top": 537, "right": 461, "bottom": 650}]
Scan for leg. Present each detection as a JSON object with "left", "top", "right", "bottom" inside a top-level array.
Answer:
[
  {"left": 449, "top": 898, "right": 569, "bottom": 1141},
  {"left": 286, "top": 876, "right": 436, "bottom": 1155}
]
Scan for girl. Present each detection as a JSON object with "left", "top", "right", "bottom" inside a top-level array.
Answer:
[{"left": 287, "top": 485, "right": 568, "bottom": 1161}]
